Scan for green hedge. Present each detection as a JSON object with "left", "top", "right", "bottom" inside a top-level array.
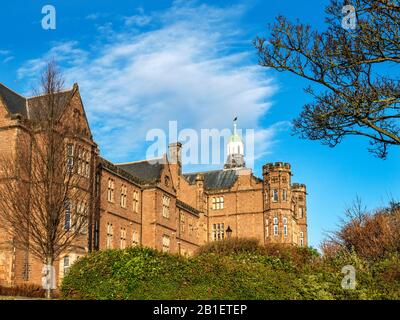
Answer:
[{"left": 61, "top": 243, "right": 400, "bottom": 300}]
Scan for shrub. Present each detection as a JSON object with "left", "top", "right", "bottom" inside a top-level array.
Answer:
[
  {"left": 324, "top": 200, "right": 400, "bottom": 261},
  {"left": 0, "top": 284, "right": 48, "bottom": 299},
  {"left": 196, "top": 238, "right": 261, "bottom": 255},
  {"left": 60, "top": 239, "right": 400, "bottom": 300}
]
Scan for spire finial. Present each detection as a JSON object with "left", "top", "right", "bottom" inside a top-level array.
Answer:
[{"left": 233, "top": 116, "right": 238, "bottom": 134}]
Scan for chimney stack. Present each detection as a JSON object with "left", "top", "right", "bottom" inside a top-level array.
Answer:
[{"left": 169, "top": 142, "right": 182, "bottom": 174}]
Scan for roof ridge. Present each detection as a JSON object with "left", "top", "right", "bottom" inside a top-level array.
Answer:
[
  {"left": 26, "top": 87, "right": 74, "bottom": 99},
  {"left": 116, "top": 158, "right": 164, "bottom": 166},
  {"left": 0, "top": 83, "right": 27, "bottom": 100},
  {"left": 183, "top": 168, "right": 235, "bottom": 175}
]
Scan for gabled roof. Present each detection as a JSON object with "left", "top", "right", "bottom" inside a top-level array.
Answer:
[
  {"left": 99, "top": 157, "right": 143, "bottom": 186},
  {"left": 117, "top": 159, "right": 164, "bottom": 184},
  {"left": 184, "top": 169, "right": 239, "bottom": 190},
  {"left": 0, "top": 83, "right": 74, "bottom": 121},
  {"left": 26, "top": 90, "right": 73, "bottom": 121},
  {"left": 0, "top": 83, "right": 27, "bottom": 116}
]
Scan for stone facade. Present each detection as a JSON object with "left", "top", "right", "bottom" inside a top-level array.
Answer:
[{"left": 0, "top": 83, "right": 308, "bottom": 287}]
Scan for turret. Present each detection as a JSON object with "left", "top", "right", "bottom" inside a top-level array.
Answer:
[
  {"left": 262, "top": 162, "right": 293, "bottom": 244},
  {"left": 263, "top": 162, "right": 292, "bottom": 210},
  {"left": 291, "top": 183, "right": 307, "bottom": 246}
]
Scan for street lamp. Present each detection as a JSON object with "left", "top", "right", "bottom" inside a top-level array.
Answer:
[{"left": 226, "top": 226, "right": 232, "bottom": 239}]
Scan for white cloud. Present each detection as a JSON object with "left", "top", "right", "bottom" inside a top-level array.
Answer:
[{"left": 17, "top": 1, "right": 284, "bottom": 169}]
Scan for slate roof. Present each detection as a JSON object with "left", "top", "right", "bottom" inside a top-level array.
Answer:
[
  {"left": 26, "top": 91, "right": 73, "bottom": 121},
  {"left": 0, "top": 83, "right": 73, "bottom": 120},
  {"left": 0, "top": 83, "right": 27, "bottom": 116},
  {"left": 99, "top": 157, "right": 143, "bottom": 185},
  {"left": 183, "top": 169, "right": 239, "bottom": 190},
  {"left": 117, "top": 159, "right": 164, "bottom": 184}
]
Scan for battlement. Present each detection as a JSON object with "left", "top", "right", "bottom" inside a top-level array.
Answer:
[
  {"left": 263, "top": 162, "right": 291, "bottom": 174},
  {"left": 292, "top": 183, "right": 306, "bottom": 192}
]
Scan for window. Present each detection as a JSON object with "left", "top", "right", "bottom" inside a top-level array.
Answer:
[
  {"left": 212, "top": 197, "right": 224, "bottom": 210},
  {"left": 77, "top": 148, "right": 85, "bottom": 176},
  {"left": 300, "top": 232, "right": 304, "bottom": 247},
  {"left": 180, "top": 214, "right": 185, "bottom": 233},
  {"left": 299, "top": 207, "right": 304, "bottom": 219},
  {"left": 271, "top": 176, "right": 279, "bottom": 183},
  {"left": 106, "top": 223, "right": 113, "bottom": 249},
  {"left": 85, "top": 151, "right": 90, "bottom": 177},
  {"left": 162, "top": 195, "right": 170, "bottom": 218},
  {"left": 212, "top": 223, "right": 225, "bottom": 241},
  {"left": 282, "top": 189, "right": 287, "bottom": 202},
  {"left": 283, "top": 217, "right": 288, "bottom": 237},
  {"left": 120, "top": 185, "right": 127, "bottom": 208},
  {"left": 162, "top": 235, "right": 170, "bottom": 253},
  {"left": 189, "top": 218, "right": 194, "bottom": 236},
  {"left": 76, "top": 202, "right": 88, "bottom": 234},
  {"left": 132, "top": 230, "right": 139, "bottom": 247},
  {"left": 107, "top": 179, "right": 114, "bottom": 202},
  {"left": 64, "top": 200, "right": 71, "bottom": 231},
  {"left": 133, "top": 191, "right": 139, "bottom": 213},
  {"left": 272, "top": 189, "right": 279, "bottom": 202},
  {"left": 273, "top": 217, "right": 278, "bottom": 236},
  {"left": 66, "top": 144, "right": 74, "bottom": 172},
  {"left": 63, "top": 256, "right": 70, "bottom": 276},
  {"left": 120, "top": 228, "right": 126, "bottom": 249}
]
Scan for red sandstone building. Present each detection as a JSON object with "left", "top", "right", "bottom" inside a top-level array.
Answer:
[{"left": 0, "top": 83, "right": 307, "bottom": 287}]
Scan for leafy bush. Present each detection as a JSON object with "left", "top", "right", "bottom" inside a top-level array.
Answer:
[
  {"left": 196, "top": 238, "right": 261, "bottom": 255},
  {"left": 0, "top": 284, "right": 48, "bottom": 299},
  {"left": 61, "top": 243, "right": 400, "bottom": 300}
]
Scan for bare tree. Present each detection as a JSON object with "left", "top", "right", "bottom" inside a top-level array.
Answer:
[
  {"left": 0, "top": 62, "right": 91, "bottom": 298},
  {"left": 322, "top": 197, "right": 400, "bottom": 261},
  {"left": 254, "top": 0, "right": 400, "bottom": 158}
]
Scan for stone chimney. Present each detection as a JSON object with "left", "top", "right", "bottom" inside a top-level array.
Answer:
[{"left": 169, "top": 142, "right": 182, "bottom": 189}]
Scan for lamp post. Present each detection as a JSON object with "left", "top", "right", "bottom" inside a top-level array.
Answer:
[{"left": 226, "top": 226, "right": 232, "bottom": 239}]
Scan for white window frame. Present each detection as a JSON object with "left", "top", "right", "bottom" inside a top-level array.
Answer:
[
  {"left": 120, "top": 228, "right": 126, "bottom": 249},
  {"left": 107, "top": 179, "right": 115, "bottom": 202},
  {"left": 63, "top": 256, "right": 70, "bottom": 276},
  {"left": 162, "top": 235, "right": 170, "bottom": 253},
  {"left": 212, "top": 197, "right": 224, "bottom": 210},
  {"left": 162, "top": 195, "right": 171, "bottom": 218},
  {"left": 106, "top": 223, "right": 113, "bottom": 249},
  {"left": 133, "top": 191, "right": 139, "bottom": 213},
  {"left": 282, "top": 189, "right": 287, "bottom": 202},
  {"left": 272, "top": 189, "right": 279, "bottom": 202},
  {"left": 132, "top": 230, "right": 139, "bottom": 247},
  {"left": 120, "top": 185, "right": 127, "bottom": 208},
  {"left": 212, "top": 223, "right": 225, "bottom": 241},
  {"left": 273, "top": 217, "right": 279, "bottom": 236}
]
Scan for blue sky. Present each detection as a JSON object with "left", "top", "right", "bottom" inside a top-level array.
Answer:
[{"left": 1, "top": 0, "right": 399, "bottom": 248}]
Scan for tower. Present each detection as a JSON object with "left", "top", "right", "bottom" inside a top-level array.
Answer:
[
  {"left": 292, "top": 183, "right": 307, "bottom": 246},
  {"left": 224, "top": 117, "right": 245, "bottom": 169},
  {"left": 263, "top": 162, "right": 294, "bottom": 245}
]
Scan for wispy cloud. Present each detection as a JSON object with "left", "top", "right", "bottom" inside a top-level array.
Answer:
[
  {"left": 0, "top": 49, "right": 14, "bottom": 64},
  {"left": 17, "top": 1, "right": 283, "bottom": 168}
]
